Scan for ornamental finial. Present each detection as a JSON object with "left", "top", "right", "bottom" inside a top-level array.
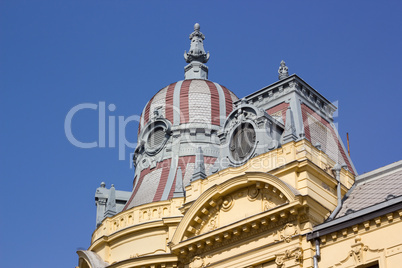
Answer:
[
  {"left": 278, "top": 60, "right": 289, "bottom": 80},
  {"left": 184, "top": 23, "right": 209, "bottom": 79},
  {"left": 184, "top": 23, "right": 210, "bottom": 64}
]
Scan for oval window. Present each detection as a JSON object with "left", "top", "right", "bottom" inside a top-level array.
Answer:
[
  {"left": 147, "top": 127, "right": 165, "bottom": 150},
  {"left": 229, "top": 122, "right": 256, "bottom": 162}
]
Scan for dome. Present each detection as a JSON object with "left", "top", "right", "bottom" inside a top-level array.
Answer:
[
  {"left": 138, "top": 79, "right": 238, "bottom": 135},
  {"left": 123, "top": 23, "right": 240, "bottom": 210},
  {"left": 124, "top": 79, "right": 238, "bottom": 210}
]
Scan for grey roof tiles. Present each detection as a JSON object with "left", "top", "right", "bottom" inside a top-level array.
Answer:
[{"left": 336, "top": 160, "right": 402, "bottom": 218}]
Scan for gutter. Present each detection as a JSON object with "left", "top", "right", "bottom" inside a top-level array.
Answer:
[
  {"left": 327, "top": 163, "right": 346, "bottom": 221},
  {"left": 313, "top": 238, "right": 320, "bottom": 268},
  {"left": 307, "top": 195, "right": 402, "bottom": 241}
]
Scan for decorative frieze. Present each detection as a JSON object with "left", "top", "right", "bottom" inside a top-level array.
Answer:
[
  {"left": 317, "top": 209, "right": 402, "bottom": 246},
  {"left": 176, "top": 212, "right": 301, "bottom": 261},
  {"left": 92, "top": 199, "right": 183, "bottom": 242}
]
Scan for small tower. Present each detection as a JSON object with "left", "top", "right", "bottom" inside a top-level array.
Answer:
[
  {"left": 278, "top": 60, "right": 289, "bottom": 80},
  {"left": 184, "top": 23, "right": 210, "bottom": 80}
]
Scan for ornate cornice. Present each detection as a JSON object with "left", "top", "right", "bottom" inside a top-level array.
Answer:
[
  {"left": 313, "top": 209, "right": 402, "bottom": 247},
  {"left": 171, "top": 209, "right": 302, "bottom": 262},
  {"left": 240, "top": 74, "right": 337, "bottom": 122}
]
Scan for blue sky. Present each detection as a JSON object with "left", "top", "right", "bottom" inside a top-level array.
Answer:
[{"left": 1, "top": 1, "right": 401, "bottom": 267}]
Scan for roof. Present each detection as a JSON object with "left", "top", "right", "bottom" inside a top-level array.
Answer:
[
  {"left": 336, "top": 160, "right": 402, "bottom": 218},
  {"left": 307, "top": 160, "right": 402, "bottom": 240}
]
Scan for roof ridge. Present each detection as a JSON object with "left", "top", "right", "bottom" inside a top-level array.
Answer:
[{"left": 356, "top": 160, "right": 402, "bottom": 184}]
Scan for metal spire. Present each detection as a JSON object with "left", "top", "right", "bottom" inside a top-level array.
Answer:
[
  {"left": 278, "top": 60, "right": 289, "bottom": 80},
  {"left": 184, "top": 23, "right": 209, "bottom": 80}
]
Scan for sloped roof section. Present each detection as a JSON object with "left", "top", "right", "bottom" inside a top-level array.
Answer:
[
  {"left": 336, "top": 160, "right": 402, "bottom": 218},
  {"left": 308, "top": 160, "right": 402, "bottom": 241}
]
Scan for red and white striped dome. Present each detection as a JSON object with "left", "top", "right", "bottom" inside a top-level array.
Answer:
[
  {"left": 138, "top": 79, "right": 238, "bottom": 135},
  {"left": 124, "top": 79, "right": 238, "bottom": 210}
]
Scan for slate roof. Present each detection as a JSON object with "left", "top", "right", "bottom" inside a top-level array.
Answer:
[
  {"left": 336, "top": 160, "right": 402, "bottom": 218},
  {"left": 307, "top": 160, "right": 402, "bottom": 240}
]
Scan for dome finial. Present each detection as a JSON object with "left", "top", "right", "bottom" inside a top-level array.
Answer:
[
  {"left": 184, "top": 23, "right": 210, "bottom": 64},
  {"left": 184, "top": 23, "right": 209, "bottom": 80},
  {"left": 278, "top": 60, "right": 289, "bottom": 80}
]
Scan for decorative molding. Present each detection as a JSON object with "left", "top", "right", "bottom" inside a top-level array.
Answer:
[
  {"left": 275, "top": 247, "right": 303, "bottom": 267},
  {"left": 180, "top": 216, "right": 300, "bottom": 262},
  {"left": 247, "top": 186, "right": 260, "bottom": 201},
  {"left": 189, "top": 256, "right": 210, "bottom": 268},
  {"left": 274, "top": 223, "right": 298, "bottom": 243},
  {"left": 330, "top": 236, "right": 384, "bottom": 267},
  {"left": 188, "top": 183, "right": 290, "bottom": 238},
  {"left": 317, "top": 209, "right": 402, "bottom": 246},
  {"left": 213, "top": 104, "right": 284, "bottom": 172},
  {"left": 171, "top": 172, "right": 301, "bottom": 248},
  {"left": 129, "top": 248, "right": 166, "bottom": 258},
  {"left": 221, "top": 195, "right": 234, "bottom": 211}
]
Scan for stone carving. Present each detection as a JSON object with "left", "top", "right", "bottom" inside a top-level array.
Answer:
[
  {"left": 263, "top": 196, "right": 276, "bottom": 211},
  {"left": 189, "top": 256, "right": 210, "bottom": 268},
  {"left": 247, "top": 186, "right": 260, "bottom": 201},
  {"left": 275, "top": 247, "right": 303, "bottom": 267},
  {"left": 229, "top": 108, "right": 257, "bottom": 130},
  {"left": 331, "top": 236, "right": 383, "bottom": 267},
  {"left": 278, "top": 60, "right": 289, "bottom": 80},
  {"left": 206, "top": 211, "right": 219, "bottom": 232},
  {"left": 184, "top": 23, "right": 210, "bottom": 64},
  {"left": 221, "top": 195, "right": 234, "bottom": 211},
  {"left": 152, "top": 106, "right": 164, "bottom": 120},
  {"left": 274, "top": 223, "right": 298, "bottom": 243}
]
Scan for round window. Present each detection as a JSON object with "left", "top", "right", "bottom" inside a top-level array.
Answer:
[
  {"left": 147, "top": 127, "right": 165, "bottom": 150},
  {"left": 229, "top": 122, "right": 256, "bottom": 162}
]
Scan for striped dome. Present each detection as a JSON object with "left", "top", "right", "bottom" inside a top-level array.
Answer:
[
  {"left": 124, "top": 79, "right": 238, "bottom": 210},
  {"left": 138, "top": 79, "right": 238, "bottom": 136}
]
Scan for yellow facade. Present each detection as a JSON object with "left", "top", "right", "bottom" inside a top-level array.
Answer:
[
  {"left": 77, "top": 139, "right": 401, "bottom": 268},
  {"left": 317, "top": 216, "right": 402, "bottom": 268}
]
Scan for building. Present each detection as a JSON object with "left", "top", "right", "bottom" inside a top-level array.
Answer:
[{"left": 76, "top": 24, "right": 402, "bottom": 268}]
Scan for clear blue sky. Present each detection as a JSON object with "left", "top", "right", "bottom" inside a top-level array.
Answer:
[{"left": 1, "top": 1, "right": 401, "bottom": 267}]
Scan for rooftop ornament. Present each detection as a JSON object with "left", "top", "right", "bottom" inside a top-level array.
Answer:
[
  {"left": 184, "top": 23, "right": 210, "bottom": 64},
  {"left": 278, "top": 60, "right": 289, "bottom": 80},
  {"left": 184, "top": 23, "right": 210, "bottom": 80}
]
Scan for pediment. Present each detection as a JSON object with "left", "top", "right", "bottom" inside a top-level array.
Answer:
[
  {"left": 170, "top": 172, "right": 302, "bottom": 251},
  {"left": 194, "top": 183, "right": 288, "bottom": 237}
]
